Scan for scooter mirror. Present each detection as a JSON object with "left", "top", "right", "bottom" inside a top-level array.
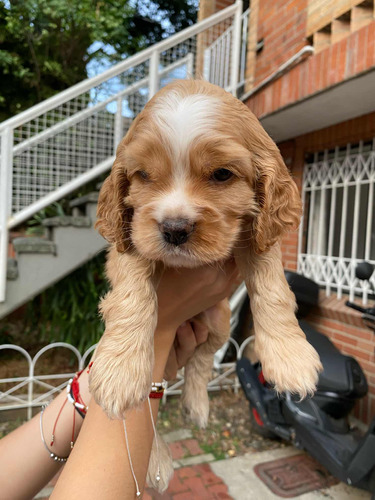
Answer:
[{"left": 355, "top": 261, "right": 374, "bottom": 281}]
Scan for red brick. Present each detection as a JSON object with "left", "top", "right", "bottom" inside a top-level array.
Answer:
[
  {"left": 193, "top": 464, "right": 222, "bottom": 487},
  {"left": 181, "top": 477, "right": 211, "bottom": 498},
  {"left": 152, "top": 491, "right": 172, "bottom": 500},
  {"left": 177, "top": 467, "right": 197, "bottom": 480},
  {"left": 169, "top": 442, "right": 185, "bottom": 460},
  {"left": 341, "top": 346, "right": 372, "bottom": 362},
  {"left": 207, "top": 483, "right": 232, "bottom": 499},
  {"left": 167, "top": 474, "right": 189, "bottom": 494},
  {"left": 366, "top": 23, "right": 375, "bottom": 68},
  {"left": 333, "top": 332, "right": 357, "bottom": 346},
  {"left": 172, "top": 493, "right": 199, "bottom": 500},
  {"left": 181, "top": 439, "right": 203, "bottom": 456}
]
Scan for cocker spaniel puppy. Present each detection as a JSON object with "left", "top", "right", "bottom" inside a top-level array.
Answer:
[{"left": 90, "top": 79, "right": 322, "bottom": 491}]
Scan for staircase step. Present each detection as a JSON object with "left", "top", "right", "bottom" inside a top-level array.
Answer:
[
  {"left": 69, "top": 192, "right": 99, "bottom": 208},
  {"left": 7, "top": 258, "right": 18, "bottom": 280},
  {"left": 13, "top": 237, "right": 56, "bottom": 254},
  {"left": 42, "top": 215, "right": 91, "bottom": 228}
]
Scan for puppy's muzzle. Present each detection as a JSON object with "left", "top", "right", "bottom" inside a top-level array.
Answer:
[{"left": 159, "top": 218, "right": 195, "bottom": 246}]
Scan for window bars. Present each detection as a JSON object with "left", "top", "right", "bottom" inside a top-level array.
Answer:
[
  {"left": 298, "top": 139, "right": 375, "bottom": 303},
  {"left": 0, "top": 1, "right": 250, "bottom": 303}
]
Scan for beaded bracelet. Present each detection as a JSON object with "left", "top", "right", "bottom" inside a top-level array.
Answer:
[
  {"left": 40, "top": 404, "right": 69, "bottom": 463},
  {"left": 66, "top": 372, "right": 88, "bottom": 417},
  {"left": 149, "top": 381, "right": 167, "bottom": 399}
]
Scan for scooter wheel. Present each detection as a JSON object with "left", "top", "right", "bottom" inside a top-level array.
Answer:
[{"left": 249, "top": 403, "right": 278, "bottom": 439}]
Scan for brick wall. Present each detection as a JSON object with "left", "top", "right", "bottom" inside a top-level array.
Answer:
[
  {"left": 278, "top": 112, "right": 375, "bottom": 424},
  {"left": 247, "top": 19, "right": 375, "bottom": 119},
  {"left": 307, "top": 0, "right": 367, "bottom": 36},
  {"left": 307, "top": 296, "right": 375, "bottom": 424},
  {"left": 198, "top": 0, "right": 233, "bottom": 21},
  {"left": 255, "top": 0, "right": 308, "bottom": 86}
]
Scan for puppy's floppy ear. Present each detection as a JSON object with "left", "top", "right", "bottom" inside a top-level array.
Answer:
[
  {"left": 252, "top": 145, "right": 302, "bottom": 254},
  {"left": 240, "top": 108, "right": 302, "bottom": 254},
  {"left": 95, "top": 112, "right": 145, "bottom": 253},
  {"left": 95, "top": 155, "right": 132, "bottom": 253}
]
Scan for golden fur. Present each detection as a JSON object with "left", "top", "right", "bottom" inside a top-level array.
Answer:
[{"left": 90, "top": 80, "right": 322, "bottom": 492}]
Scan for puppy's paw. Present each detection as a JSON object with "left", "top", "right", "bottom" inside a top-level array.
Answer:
[
  {"left": 181, "top": 387, "right": 209, "bottom": 429},
  {"left": 89, "top": 343, "right": 152, "bottom": 419},
  {"left": 260, "top": 334, "right": 323, "bottom": 399},
  {"left": 147, "top": 433, "right": 173, "bottom": 492}
]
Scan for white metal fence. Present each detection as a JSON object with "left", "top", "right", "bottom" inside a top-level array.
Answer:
[
  {"left": 0, "top": 337, "right": 253, "bottom": 420},
  {"left": 0, "top": 343, "right": 96, "bottom": 420},
  {"left": 0, "top": 282, "right": 252, "bottom": 419},
  {"left": 0, "top": 1, "right": 250, "bottom": 303},
  {"left": 298, "top": 139, "right": 375, "bottom": 302},
  {"left": 203, "top": 8, "right": 249, "bottom": 90}
]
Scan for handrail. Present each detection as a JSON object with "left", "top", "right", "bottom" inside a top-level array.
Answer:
[
  {"left": 12, "top": 55, "right": 192, "bottom": 157},
  {"left": 0, "top": 3, "right": 238, "bottom": 133}
]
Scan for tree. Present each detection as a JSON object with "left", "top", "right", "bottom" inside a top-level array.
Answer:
[{"left": 0, "top": 0, "right": 197, "bottom": 121}]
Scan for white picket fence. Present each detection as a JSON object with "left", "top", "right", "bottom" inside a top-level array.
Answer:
[{"left": 0, "top": 336, "right": 253, "bottom": 420}]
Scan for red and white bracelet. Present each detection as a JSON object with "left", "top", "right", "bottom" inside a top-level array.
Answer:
[{"left": 149, "top": 381, "right": 167, "bottom": 399}]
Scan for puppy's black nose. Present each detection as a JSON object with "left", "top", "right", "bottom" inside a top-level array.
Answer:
[{"left": 160, "top": 218, "right": 194, "bottom": 246}]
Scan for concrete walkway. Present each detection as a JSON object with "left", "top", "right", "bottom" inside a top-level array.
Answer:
[
  {"left": 35, "top": 429, "right": 371, "bottom": 499},
  {"left": 211, "top": 447, "right": 371, "bottom": 500}
]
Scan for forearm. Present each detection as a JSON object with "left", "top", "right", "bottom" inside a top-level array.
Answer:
[
  {"left": 51, "top": 326, "right": 174, "bottom": 500},
  {"left": 0, "top": 370, "right": 89, "bottom": 500}
]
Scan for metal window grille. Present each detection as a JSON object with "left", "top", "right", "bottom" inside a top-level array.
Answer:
[{"left": 298, "top": 139, "right": 375, "bottom": 303}]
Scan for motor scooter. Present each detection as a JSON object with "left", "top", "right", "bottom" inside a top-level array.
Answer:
[{"left": 236, "top": 262, "right": 375, "bottom": 493}]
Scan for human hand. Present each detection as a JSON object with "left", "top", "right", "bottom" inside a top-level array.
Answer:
[
  {"left": 164, "top": 320, "right": 209, "bottom": 380},
  {"left": 156, "top": 259, "right": 238, "bottom": 333},
  {"left": 153, "top": 260, "right": 238, "bottom": 380}
]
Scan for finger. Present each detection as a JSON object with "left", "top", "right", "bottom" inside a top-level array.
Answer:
[
  {"left": 190, "top": 320, "right": 209, "bottom": 346},
  {"left": 164, "top": 342, "right": 178, "bottom": 380},
  {"left": 176, "top": 321, "right": 197, "bottom": 350},
  {"left": 175, "top": 322, "right": 197, "bottom": 369}
]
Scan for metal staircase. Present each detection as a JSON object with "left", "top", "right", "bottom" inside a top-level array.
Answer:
[{"left": 0, "top": 1, "right": 249, "bottom": 318}]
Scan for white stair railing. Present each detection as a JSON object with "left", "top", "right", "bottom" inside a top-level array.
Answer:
[{"left": 0, "top": 1, "right": 250, "bottom": 303}]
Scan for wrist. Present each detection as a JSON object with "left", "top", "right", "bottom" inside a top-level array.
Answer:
[{"left": 153, "top": 325, "right": 175, "bottom": 381}]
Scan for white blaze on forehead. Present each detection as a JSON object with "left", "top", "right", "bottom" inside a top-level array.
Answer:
[
  {"left": 153, "top": 187, "right": 198, "bottom": 223},
  {"left": 152, "top": 90, "right": 220, "bottom": 177},
  {"left": 151, "top": 90, "right": 219, "bottom": 223}
]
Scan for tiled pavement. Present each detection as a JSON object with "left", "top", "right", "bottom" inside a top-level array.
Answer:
[
  {"left": 35, "top": 431, "right": 232, "bottom": 499},
  {"left": 35, "top": 429, "right": 371, "bottom": 499}
]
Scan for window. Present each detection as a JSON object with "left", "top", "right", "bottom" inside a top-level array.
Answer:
[{"left": 298, "top": 139, "right": 375, "bottom": 302}]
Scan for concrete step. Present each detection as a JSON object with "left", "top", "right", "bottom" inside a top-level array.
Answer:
[
  {"left": 6, "top": 259, "right": 18, "bottom": 280},
  {"left": 1, "top": 192, "right": 106, "bottom": 318},
  {"left": 13, "top": 237, "right": 56, "bottom": 255},
  {"left": 1, "top": 227, "right": 107, "bottom": 318},
  {"left": 42, "top": 215, "right": 91, "bottom": 228},
  {"left": 69, "top": 192, "right": 99, "bottom": 208}
]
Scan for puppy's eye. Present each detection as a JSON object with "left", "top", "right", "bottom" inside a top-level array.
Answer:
[
  {"left": 136, "top": 170, "right": 149, "bottom": 181},
  {"left": 211, "top": 168, "right": 233, "bottom": 182}
]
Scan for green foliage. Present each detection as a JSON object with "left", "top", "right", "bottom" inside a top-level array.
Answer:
[
  {"left": 0, "top": 0, "right": 197, "bottom": 120},
  {"left": 26, "top": 201, "right": 66, "bottom": 236},
  {"left": 24, "top": 251, "right": 109, "bottom": 352}
]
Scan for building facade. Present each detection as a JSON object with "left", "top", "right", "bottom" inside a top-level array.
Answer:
[{"left": 200, "top": 0, "right": 375, "bottom": 423}]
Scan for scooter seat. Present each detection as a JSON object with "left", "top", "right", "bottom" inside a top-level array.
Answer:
[{"left": 299, "top": 320, "right": 367, "bottom": 398}]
